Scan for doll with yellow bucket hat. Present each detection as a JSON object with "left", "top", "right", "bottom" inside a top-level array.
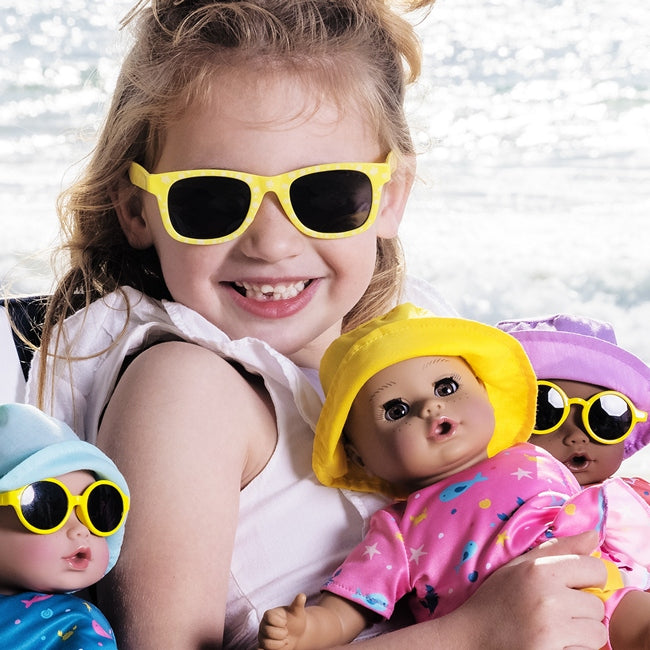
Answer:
[
  {"left": 259, "top": 303, "right": 650, "bottom": 650},
  {"left": 0, "top": 403, "right": 129, "bottom": 649}
]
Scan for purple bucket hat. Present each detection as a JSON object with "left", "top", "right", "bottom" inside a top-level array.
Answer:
[{"left": 497, "top": 314, "right": 650, "bottom": 458}]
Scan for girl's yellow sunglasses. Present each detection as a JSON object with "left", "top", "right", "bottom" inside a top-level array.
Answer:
[{"left": 129, "top": 153, "right": 394, "bottom": 245}]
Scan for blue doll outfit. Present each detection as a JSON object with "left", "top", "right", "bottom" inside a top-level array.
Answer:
[{"left": 1, "top": 591, "right": 116, "bottom": 649}]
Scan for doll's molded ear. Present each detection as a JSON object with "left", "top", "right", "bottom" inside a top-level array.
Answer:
[
  {"left": 376, "top": 154, "right": 415, "bottom": 239},
  {"left": 343, "top": 438, "right": 366, "bottom": 470},
  {"left": 113, "top": 179, "right": 155, "bottom": 250}
]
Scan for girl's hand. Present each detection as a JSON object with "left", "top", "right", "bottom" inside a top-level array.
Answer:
[{"left": 458, "top": 531, "right": 608, "bottom": 650}]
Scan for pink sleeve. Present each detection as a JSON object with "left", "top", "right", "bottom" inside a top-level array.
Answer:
[
  {"left": 323, "top": 507, "right": 412, "bottom": 620},
  {"left": 552, "top": 477, "right": 650, "bottom": 585}
]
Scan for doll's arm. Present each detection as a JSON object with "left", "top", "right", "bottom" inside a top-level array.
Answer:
[{"left": 259, "top": 592, "right": 369, "bottom": 650}]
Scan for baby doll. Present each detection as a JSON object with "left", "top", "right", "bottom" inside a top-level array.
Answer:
[
  {"left": 259, "top": 303, "right": 650, "bottom": 650},
  {"left": 497, "top": 314, "right": 650, "bottom": 498},
  {"left": 0, "top": 402, "right": 129, "bottom": 649}
]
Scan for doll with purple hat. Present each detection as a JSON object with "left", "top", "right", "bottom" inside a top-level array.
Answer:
[
  {"left": 497, "top": 314, "right": 650, "bottom": 499},
  {"left": 0, "top": 402, "right": 129, "bottom": 649}
]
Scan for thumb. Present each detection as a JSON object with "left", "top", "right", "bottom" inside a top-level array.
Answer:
[
  {"left": 288, "top": 593, "right": 307, "bottom": 614},
  {"left": 533, "top": 530, "right": 600, "bottom": 558},
  {"left": 509, "top": 531, "right": 599, "bottom": 568}
]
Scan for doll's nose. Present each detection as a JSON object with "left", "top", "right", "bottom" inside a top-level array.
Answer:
[
  {"left": 66, "top": 508, "right": 91, "bottom": 538},
  {"left": 562, "top": 406, "right": 590, "bottom": 444},
  {"left": 419, "top": 398, "right": 443, "bottom": 418}
]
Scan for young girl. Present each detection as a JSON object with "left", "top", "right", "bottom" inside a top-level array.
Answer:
[
  {"left": 497, "top": 314, "right": 650, "bottom": 493},
  {"left": 0, "top": 402, "right": 130, "bottom": 649},
  {"left": 259, "top": 303, "right": 650, "bottom": 650},
  {"left": 26, "top": 1, "right": 608, "bottom": 647}
]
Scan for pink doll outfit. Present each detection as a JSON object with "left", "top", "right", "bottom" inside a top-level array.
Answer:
[
  {"left": 622, "top": 476, "right": 650, "bottom": 507},
  {"left": 323, "top": 442, "right": 650, "bottom": 637}
]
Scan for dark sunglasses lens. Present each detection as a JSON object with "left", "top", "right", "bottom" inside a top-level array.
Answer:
[
  {"left": 20, "top": 481, "right": 68, "bottom": 530},
  {"left": 290, "top": 170, "right": 373, "bottom": 233},
  {"left": 168, "top": 177, "right": 251, "bottom": 240},
  {"left": 86, "top": 484, "right": 126, "bottom": 534},
  {"left": 535, "top": 384, "right": 566, "bottom": 431},
  {"left": 588, "top": 394, "right": 633, "bottom": 441}
]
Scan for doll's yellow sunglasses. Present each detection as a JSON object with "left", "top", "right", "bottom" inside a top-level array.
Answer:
[
  {"left": 533, "top": 380, "right": 648, "bottom": 445},
  {"left": 129, "top": 153, "right": 394, "bottom": 245},
  {"left": 0, "top": 478, "right": 130, "bottom": 536}
]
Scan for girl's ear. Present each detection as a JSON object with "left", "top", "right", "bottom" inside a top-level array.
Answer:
[
  {"left": 113, "top": 179, "right": 155, "bottom": 250},
  {"left": 376, "top": 153, "right": 415, "bottom": 239}
]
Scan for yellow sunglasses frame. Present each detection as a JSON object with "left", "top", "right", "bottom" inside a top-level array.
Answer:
[
  {"left": 129, "top": 152, "right": 395, "bottom": 245},
  {"left": 0, "top": 478, "right": 130, "bottom": 536},
  {"left": 533, "top": 380, "right": 648, "bottom": 444}
]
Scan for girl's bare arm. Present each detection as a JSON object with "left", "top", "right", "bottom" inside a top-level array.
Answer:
[{"left": 96, "top": 341, "right": 277, "bottom": 649}]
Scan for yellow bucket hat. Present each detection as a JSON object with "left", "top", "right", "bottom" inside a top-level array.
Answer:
[{"left": 313, "top": 303, "right": 537, "bottom": 498}]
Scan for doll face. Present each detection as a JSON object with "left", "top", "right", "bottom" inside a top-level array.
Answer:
[
  {"left": 0, "top": 470, "right": 110, "bottom": 595},
  {"left": 346, "top": 356, "right": 495, "bottom": 491},
  {"left": 529, "top": 379, "right": 626, "bottom": 486}
]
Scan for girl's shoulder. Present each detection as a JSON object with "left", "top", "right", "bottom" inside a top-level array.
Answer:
[{"left": 28, "top": 286, "right": 323, "bottom": 441}]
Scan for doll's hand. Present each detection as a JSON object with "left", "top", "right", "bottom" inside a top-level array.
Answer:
[{"left": 259, "top": 593, "right": 308, "bottom": 650}]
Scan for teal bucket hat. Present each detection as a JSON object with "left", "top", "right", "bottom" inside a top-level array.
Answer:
[{"left": 0, "top": 403, "right": 129, "bottom": 574}]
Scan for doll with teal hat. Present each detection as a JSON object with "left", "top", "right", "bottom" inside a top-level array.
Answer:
[
  {"left": 260, "top": 304, "right": 650, "bottom": 650},
  {"left": 0, "top": 402, "right": 129, "bottom": 649},
  {"left": 497, "top": 314, "right": 650, "bottom": 495}
]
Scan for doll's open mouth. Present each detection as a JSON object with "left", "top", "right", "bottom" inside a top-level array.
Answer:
[
  {"left": 565, "top": 454, "right": 592, "bottom": 472},
  {"left": 428, "top": 417, "right": 457, "bottom": 440},
  {"left": 65, "top": 547, "right": 91, "bottom": 570}
]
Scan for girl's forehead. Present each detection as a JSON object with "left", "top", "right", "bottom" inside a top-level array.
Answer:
[
  {"left": 156, "top": 69, "right": 379, "bottom": 171},
  {"left": 199, "top": 63, "right": 367, "bottom": 118}
]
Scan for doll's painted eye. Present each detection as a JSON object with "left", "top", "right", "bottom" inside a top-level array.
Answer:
[
  {"left": 383, "top": 399, "right": 410, "bottom": 421},
  {"left": 434, "top": 377, "right": 459, "bottom": 398}
]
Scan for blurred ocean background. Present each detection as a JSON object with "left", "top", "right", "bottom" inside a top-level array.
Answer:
[{"left": 1, "top": 1, "right": 649, "bottom": 473}]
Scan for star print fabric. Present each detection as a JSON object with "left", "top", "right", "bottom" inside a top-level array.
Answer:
[{"left": 322, "top": 442, "right": 650, "bottom": 623}]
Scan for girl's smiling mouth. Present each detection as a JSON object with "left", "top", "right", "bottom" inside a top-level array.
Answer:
[{"left": 233, "top": 280, "right": 310, "bottom": 301}]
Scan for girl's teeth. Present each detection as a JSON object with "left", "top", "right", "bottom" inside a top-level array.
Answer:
[{"left": 236, "top": 281, "right": 306, "bottom": 301}]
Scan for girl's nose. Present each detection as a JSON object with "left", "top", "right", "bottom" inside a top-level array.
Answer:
[{"left": 236, "top": 194, "right": 306, "bottom": 262}]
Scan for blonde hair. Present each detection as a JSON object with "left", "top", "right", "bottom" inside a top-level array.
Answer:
[{"left": 37, "top": 0, "right": 435, "bottom": 402}]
